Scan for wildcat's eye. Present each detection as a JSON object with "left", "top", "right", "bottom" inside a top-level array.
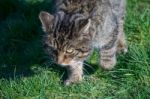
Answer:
[{"left": 66, "top": 48, "right": 74, "bottom": 53}]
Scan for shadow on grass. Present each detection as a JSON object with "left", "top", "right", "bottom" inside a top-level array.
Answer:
[
  {"left": 0, "top": 0, "right": 55, "bottom": 79},
  {"left": 0, "top": 0, "right": 98, "bottom": 80}
]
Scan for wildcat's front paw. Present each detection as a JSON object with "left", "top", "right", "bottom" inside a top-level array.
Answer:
[
  {"left": 100, "top": 58, "right": 116, "bottom": 70},
  {"left": 64, "top": 74, "right": 83, "bottom": 86}
]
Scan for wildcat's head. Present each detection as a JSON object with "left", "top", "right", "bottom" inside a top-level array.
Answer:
[{"left": 39, "top": 11, "right": 95, "bottom": 66}]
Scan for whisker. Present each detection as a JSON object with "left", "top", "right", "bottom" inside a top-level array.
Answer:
[
  {"left": 83, "top": 62, "right": 95, "bottom": 71},
  {"left": 83, "top": 67, "right": 90, "bottom": 75}
]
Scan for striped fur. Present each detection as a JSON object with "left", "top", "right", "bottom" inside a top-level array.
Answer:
[{"left": 39, "top": 0, "right": 127, "bottom": 85}]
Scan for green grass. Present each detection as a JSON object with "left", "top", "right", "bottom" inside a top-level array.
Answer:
[{"left": 0, "top": 0, "right": 150, "bottom": 98}]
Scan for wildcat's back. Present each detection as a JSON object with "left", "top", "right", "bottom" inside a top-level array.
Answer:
[
  {"left": 39, "top": 0, "right": 127, "bottom": 85},
  {"left": 57, "top": 0, "right": 126, "bottom": 47},
  {"left": 55, "top": 0, "right": 127, "bottom": 68}
]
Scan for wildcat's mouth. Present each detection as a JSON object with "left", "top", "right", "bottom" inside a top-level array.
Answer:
[
  {"left": 57, "top": 52, "right": 82, "bottom": 66},
  {"left": 57, "top": 57, "right": 74, "bottom": 66},
  {"left": 57, "top": 58, "right": 69, "bottom": 65},
  {"left": 57, "top": 60, "right": 73, "bottom": 67}
]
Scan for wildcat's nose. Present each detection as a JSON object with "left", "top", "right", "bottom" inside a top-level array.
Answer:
[
  {"left": 57, "top": 57, "right": 64, "bottom": 65},
  {"left": 57, "top": 58, "right": 69, "bottom": 66},
  {"left": 57, "top": 52, "right": 64, "bottom": 64},
  {"left": 57, "top": 52, "right": 69, "bottom": 65},
  {"left": 57, "top": 53, "right": 65, "bottom": 64}
]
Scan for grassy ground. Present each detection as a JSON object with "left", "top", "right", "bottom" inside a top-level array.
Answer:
[{"left": 0, "top": 0, "right": 150, "bottom": 98}]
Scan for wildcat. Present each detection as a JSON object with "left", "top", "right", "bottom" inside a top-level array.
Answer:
[{"left": 39, "top": 0, "right": 127, "bottom": 85}]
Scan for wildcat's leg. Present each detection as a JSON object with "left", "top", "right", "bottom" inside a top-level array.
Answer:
[
  {"left": 100, "top": 45, "right": 117, "bottom": 70},
  {"left": 64, "top": 62, "right": 83, "bottom": 85},
  {"left": 117, "top": 20, "right": 127, "bottom": 54}
]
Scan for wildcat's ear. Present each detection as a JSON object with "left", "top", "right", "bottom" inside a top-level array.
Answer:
[
  {"left": 39, "top": 11, "right": 54, "bottom": 32},
  {"left": 77, "top": 19, "right": 91, "bottom": 33},
  {"left": 82, "top": 19, "right": 91, "bottom": 33},
  {"left": 77, "top": 19, "right": 95, "bottom": 40}
]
